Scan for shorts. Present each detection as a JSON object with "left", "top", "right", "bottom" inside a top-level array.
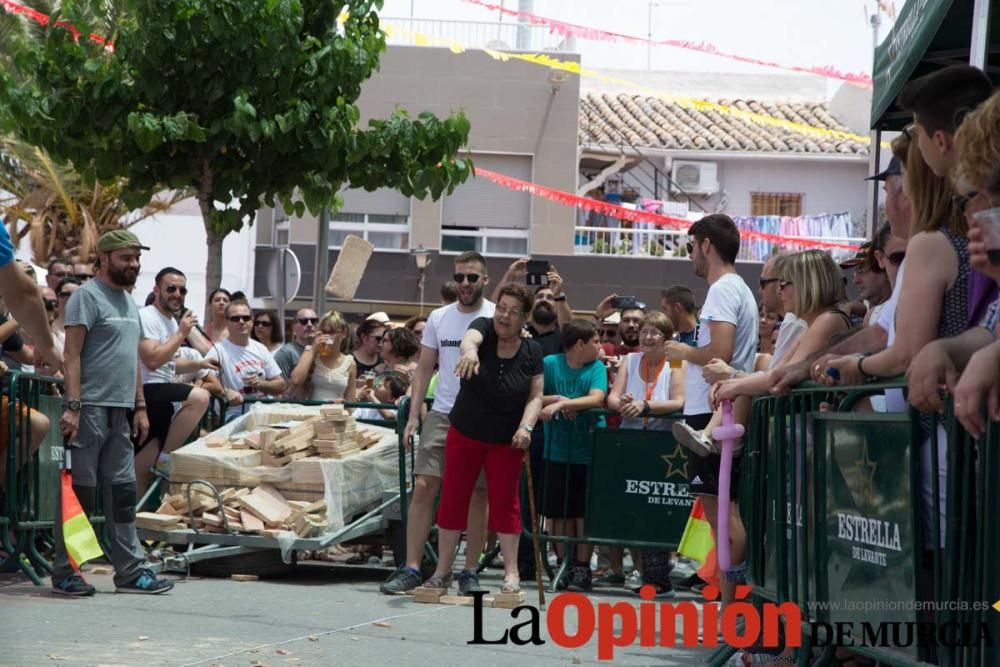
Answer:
[
  {"left": 413, "top": 410, "right": 484, "bottom": 487},
  {"left": 540, "top": 460, "right": 588, "bottom": 518},
  {"left": 684, "top": 413, "right": 743, "bottom": 497},
  {"left": 140, "top": 383, "right": 193, "bottom": 451}
]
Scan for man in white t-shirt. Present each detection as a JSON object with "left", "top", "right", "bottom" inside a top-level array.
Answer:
[
  {"left": 204, "top": 301, "right": 286, "bottom": 422},
  {"left": 663, "top": 214, "right": 757, "bottom": 605},
  {"left": 381, "top": 251, "right": 496, "bottom": 596},
  {"left": 136, "top": 267, "right": 218, "bottom": 491}
]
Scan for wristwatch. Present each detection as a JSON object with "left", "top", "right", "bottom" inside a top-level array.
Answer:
[
  {"left": 65, "top": 399, "right": 82, "bottom": 411},
  {"left": 552, "top": 295, "right": 567, "bottom": 302},
  {"left": 519, "top": 423, "right": 534, "bottom": 433}
]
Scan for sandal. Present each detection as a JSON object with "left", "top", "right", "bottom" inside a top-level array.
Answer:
[{"left": 501, "top": 577, "right": 521, "bottom": 594}]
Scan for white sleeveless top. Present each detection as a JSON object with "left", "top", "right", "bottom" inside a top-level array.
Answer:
[
  {"left": 620, "top": 352, "right": 673, "bottom": 431},
  {"left": 310, "top": 354, "right": 353, "bottom": 401}
]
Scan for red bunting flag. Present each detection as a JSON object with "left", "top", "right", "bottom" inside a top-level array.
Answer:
[
  {"left": 462, "top": 0, "right": 872, "bottom": 87},
  {"left": 473, "top": 167, "right": 861, "bottom": 252}
]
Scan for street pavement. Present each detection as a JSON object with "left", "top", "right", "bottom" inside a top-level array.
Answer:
[{"left": 1, "top": 562, "right": 723, "bottom": 667}]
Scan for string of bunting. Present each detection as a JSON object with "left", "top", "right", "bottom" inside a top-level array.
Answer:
[
  {"left": 473, "top": 167, "right": 862, "bottom": 253},
  {"left": 383, "top": 23, "right": 877, "bottom": 148},
  {"left": 1, "top": 0, "right": 111, "bottom": 47},
  {"left": 461, "top": 0, "right": 874, "bottom": 88}
]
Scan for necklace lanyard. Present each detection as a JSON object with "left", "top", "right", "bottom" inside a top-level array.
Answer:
[{"left": 641, "top": 355, "right": 667, "bottom": 426}]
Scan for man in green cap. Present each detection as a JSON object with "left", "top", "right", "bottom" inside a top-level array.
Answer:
[{"left": 53, "top": 229, "right": 174, "bottom": 596}]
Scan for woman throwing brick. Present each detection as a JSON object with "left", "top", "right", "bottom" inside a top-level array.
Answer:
[{"left": 423, "top": 284, "right": 543, "bottom": 595}]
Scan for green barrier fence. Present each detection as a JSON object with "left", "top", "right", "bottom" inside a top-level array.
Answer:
[{"left": 724, "top": 380, "right": 1000, "bottom": 667}]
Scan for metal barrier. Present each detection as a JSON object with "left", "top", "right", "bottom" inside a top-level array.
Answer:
[
  {"left": 1, "top": 371, "right": 70, "bottom": 584},
  {"left": 731, "top": 380, "right": 1000, "bottom": 666},
  {"left": 529, "top": 411, "right": 691, "bottom": 591}
]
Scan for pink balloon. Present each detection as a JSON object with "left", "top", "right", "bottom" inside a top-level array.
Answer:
[{"left": 713, "top": 400, "right": 745, "bottom": 572}]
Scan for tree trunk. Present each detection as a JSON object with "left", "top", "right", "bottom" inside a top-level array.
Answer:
[
  {"left": 203, "top": 219, "right": 224, "bottom": 322},
  {"left": 197, "top": 161, "right": 223, "bottom": 322}
]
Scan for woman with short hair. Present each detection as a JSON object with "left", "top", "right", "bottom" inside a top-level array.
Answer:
[{"left": 422, "top": 283, "right": 543, "bottom": 595}]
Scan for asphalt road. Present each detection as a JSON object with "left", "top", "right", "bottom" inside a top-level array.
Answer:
[{"left": 1, "top": 563, "right": 724, "bottom": 667}]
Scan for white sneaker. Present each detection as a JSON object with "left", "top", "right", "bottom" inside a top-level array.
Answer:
[{"left": 672, "top": 421, "right": 717, "bottom": 457}]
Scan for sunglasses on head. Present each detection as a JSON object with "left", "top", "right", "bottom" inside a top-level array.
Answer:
[
  {"left": 297, "top": 317, "right": 319, "bottom": 326},
  {"left": 452, "top": 272, "right": 481, "bottom": 284},
  {"left": 229, "top": 315, "right": 253, "bottom": 323},
  {"left": 165, "top": 285, "right": 188, "bottom": 295},
  {"left": 888, "top": 250, "right": 906, "bottom": 266}
]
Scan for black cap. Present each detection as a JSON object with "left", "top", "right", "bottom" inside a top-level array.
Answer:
[{"left": 865, "top": 157, "right": 902, "bottom": 182}]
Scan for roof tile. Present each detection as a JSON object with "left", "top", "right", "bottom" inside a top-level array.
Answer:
[{"left": 579, "top": 92, "right": 868, "bottom": 156}]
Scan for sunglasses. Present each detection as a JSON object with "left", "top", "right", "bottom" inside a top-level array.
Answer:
[
  {"left": 599, "top": 328, "right": 619, "bottom": 338},
  {"left": 49, "top": 271, "right": 68, "bottom": 279},
  {"left": 297, "top": 317, "right": 319, "bottom": 326},
  {"left": 229, "top": 315, "right": 253, "bottom": 323},
  {"left": 952, "top": 192, "right": 978, "bottom": 214},
  {"left": 165, "top": 285, "right": 188, "bottom": 295},
  {"left": 759, "top": 277, "right": 779, "bottom": 289},
  {"left": 371, "top": 335, "right": 384, "bottom": 343},
  {"left": 685, "top": 241, "right": 694, "bottom": 255},
  {"left": 75, "top": 273, "right": 93, "bottom": 281},
  {"left": 452, "top": 272, "right": 481, "bottom": 284},
  {"left": 778, "top": 280, "right": 793, "bottom": 289},
  {"left": 254, "top": 320, "right": 273, "bottom": 327},
  {"left": 888, "top": 250, "right": 906, "bottom": 266},
  {"left": 58, "top": 291, "right": 73, "bottom": 299},
  {"left": 44, "top": 299, "right": 57, "bottom": 310},
  {"left": 902, "top": 124, "right": 915, "bottom": 141}
]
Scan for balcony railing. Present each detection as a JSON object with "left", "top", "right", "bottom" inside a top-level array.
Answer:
[
  {"left": 574, "top": 224, "right": 865, "bottom": 263},
  {"left": 381, "top": 17, "right": 575, "bottom": 52}
]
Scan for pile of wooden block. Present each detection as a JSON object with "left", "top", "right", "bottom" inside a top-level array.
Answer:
[
  {"left": 199, "top": 406, "right": 383, "bottom": 466},
  {"left": 135, "top": 483, "right": 329, "bottom": 538}
]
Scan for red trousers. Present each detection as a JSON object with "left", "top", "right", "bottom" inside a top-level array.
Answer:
[{"left": 436, "top": 426, "right": 524, "bottom": 535}]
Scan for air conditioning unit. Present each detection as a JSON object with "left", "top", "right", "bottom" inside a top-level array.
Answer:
[{"left": 670, "top": 160, "right": 720, "bottom": 196}]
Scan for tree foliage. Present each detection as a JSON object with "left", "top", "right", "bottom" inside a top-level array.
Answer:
[
  {"left": 0, "top": 0, "right": 472, "bottom": 296},
  {"left": 0, "top": 135, "right": 188, "bottom": 265}
]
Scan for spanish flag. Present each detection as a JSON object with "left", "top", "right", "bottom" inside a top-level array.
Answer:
[{"left": 60, "top": 470, "right": 103, "bottom": 571}]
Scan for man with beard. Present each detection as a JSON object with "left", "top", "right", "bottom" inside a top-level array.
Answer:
[
  {"left": 594, "top": 295, "right": 643, "bottom": 358},
  {"left": 54, "top": 230, "right": 174, "bottom": 596},
  {"left": 382, "top": 251, "right": 496, "bottom": 595},
  {"left": 135, "top": 267, "right": 218, "bottom": 494}
]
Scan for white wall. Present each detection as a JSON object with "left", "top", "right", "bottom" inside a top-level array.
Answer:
[
  {"left": 128, "top": 214, "right": 256, "bottom": 319},
  {"left": 19, "top": 213, "right": 256, "bottom": 319},
  {"left": 714, "top": 158, "right": 869, "bottom": 234}
]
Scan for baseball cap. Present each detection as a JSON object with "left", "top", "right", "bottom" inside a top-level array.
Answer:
[
  {"left": 97, "top": 229, "right": 149, "bottom": 253},
  {"left": 839, "top": 242, "right": 875, "bottom": 270},
  {"left": 864, "top": 157, "right": 902, "bottom": 182}
]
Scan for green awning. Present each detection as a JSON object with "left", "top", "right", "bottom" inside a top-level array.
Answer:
[{"left": 871, "top": 0, "right": 1000, "bottom": 130}]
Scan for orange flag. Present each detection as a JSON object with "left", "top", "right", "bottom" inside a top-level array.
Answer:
[{"left": 60, "top": 470, "right": 103, "bottom": 571}]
